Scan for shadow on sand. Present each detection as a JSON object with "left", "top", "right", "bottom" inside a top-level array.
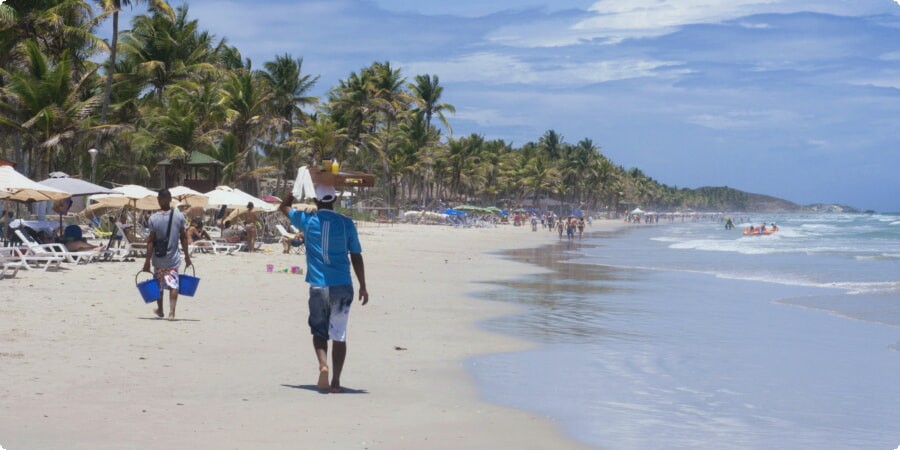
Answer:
[{"left": 281, "top": 384, "right": 369, "bottom": 395}]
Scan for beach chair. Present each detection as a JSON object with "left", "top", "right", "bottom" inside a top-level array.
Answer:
[
  {"left": 189, "top": 240, "right": 240, "bottom": 255},
  {"left": 115, "top": 223, "right": 148, "bottom": 257},
  {"left": 276, "top": 224, "right": 305, "bottom": 255},
  {"left": 0, "top": 246, "right": 63, "bottom": 272},
  {"left": 1, "top": 255, "right": 26, "bottom": 279},
  {"left": 14, "top": 230, "right": 98, "bottom": 264}
]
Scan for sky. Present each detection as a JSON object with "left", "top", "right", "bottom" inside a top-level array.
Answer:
[{"left": 105, "top": 0, "right": 900, "bottom": 212}]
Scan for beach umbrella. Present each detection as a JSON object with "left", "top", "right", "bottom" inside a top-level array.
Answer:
[
  {"left": 630, "top": 207, "right": 644, "bottom": 214},
  {"left": 38, "top": 172, "right": 116, "bottom": 197},
  {"left": 0, "top": 166, "right": 71, "bottom": 201},
  {"left": 89, "top": 185, "right": 163, "bottom": 210},
  {"left": 39, "top": 172, "right": 119, "bottom": 230},
  {"left": 204, "top": 186, "right": 275, "bottom": 212},
  {"left": 454, "top": 205, "right": 485, "bottom": 213},
  {"left": 169, "top": 186, "right": 209, "bottom": 207}
]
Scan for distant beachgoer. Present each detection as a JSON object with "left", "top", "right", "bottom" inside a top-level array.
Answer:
[
  {"left": 279, "top": 184, "right": 369, "bottom": 394},
  {"left": 557, "top": 219, "right": 564, "bottom": 239},
  {"left": 187, "top": 218, "right": 211, "bottom": 246},
  {"left": 240, "top": 202, "right": 258, "bottom": 253},
  {"left": 567, "top": 217, "right": 576, "bottom": 240},
  {"left": 222, "top": 221, "right": 245, "bottom": 243},
  {"left": 577, "top": 218, "right": 585, "bottom": 238},
  {"left": 142, "top": 189, "right": 191, "bottom": 320}
]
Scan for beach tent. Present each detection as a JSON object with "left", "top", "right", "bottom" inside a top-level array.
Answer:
[
  {"left": 0, "top": 166, "right": 70, "bottom": 201},
  {"left": 204, "top": 186, "right": 275, "bottom": 212},
  {"left": 630, "top": 208, "right": 644, "bottom": 214}
]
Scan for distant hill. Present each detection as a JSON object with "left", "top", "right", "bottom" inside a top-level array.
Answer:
[{"left": 691, "top": 187, "right": 860, "bottom": 213}]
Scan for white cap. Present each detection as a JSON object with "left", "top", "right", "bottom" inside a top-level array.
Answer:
[{"left": 315, "top": 184, "right": 336, "bottom": 202}]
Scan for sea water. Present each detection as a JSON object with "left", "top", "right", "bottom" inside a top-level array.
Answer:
[{"left": 470, "top": 214, "right": 900, "bottom": 449}]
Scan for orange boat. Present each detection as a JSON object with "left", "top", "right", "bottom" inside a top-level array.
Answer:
[{"left": 743, "top": 228, "right": 777, "bottom": 236}]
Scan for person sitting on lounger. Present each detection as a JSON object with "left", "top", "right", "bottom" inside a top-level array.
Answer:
[
  {"left": 222, "top": 221, "right": 245, "bottom": 244},
  {"left": 61, "top": 225, "right": 104, "bottom": 252},
  {"left": 281, "top": 229, "right": 305, "bottom": 254},
  {"left": 186, "top": 218, "right": 211, "bottom": 244}
]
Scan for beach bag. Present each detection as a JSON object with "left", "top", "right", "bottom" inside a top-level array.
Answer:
[{"left": 154, "top": 211, "right": 175, "bottom": 258}]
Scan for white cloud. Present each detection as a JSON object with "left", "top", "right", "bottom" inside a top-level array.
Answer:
[
  {"left": 685, "top": 109, "right": 802, "bottom": 130},
  {"left": 489, "top": 0, "right": 897, "bottom": 47},
  {"left": 401, "top": 52, "right": 683, "bottom": 86}
]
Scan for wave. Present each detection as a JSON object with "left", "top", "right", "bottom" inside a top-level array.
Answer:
[{"left": 578, "top": 259, "right": 900, "bottom": 295}]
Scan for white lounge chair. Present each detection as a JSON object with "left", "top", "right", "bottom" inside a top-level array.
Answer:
[
  {"left": 14, "top": 229, "right": 98, "bottom": 264},
  {"left": 0, "top": 246, "right": 63, "bottom": 272},
  {"left": 189, "top": 240, "right": 241, "bottom": 255},
  {"left": 1, "top": 255, "right": 26, "bottom": 279},
  {"left": 115, "top": 223, "right": 149, "bottom": 257}
]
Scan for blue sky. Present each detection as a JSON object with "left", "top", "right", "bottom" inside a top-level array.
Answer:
[{"left": 107, "top": 0, "right": 900, "bottom": 211}]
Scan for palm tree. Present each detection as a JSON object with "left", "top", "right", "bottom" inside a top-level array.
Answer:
[
  {"left": 409, "top": 74, "right": 454, "bottom": 134},
  {"left": 93, "top": 0, "right": 174, "bottom": 141},
  {"left": 119, "top": 5, "right": 218, "bottom": 99},
  {"left": 260, "top": 54, "right": 318, "bottom": 188},
  {"left": 291, "top": 114, "right": 345, "bottom": 166},
  {"left": 0, "top": 41, "right": 103, "bottom": 179},
  {"left": 218, "top": 68, "right": 276, "bottom": 194}
]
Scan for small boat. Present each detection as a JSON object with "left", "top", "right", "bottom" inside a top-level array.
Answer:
[{"left": 743, "top": 228, "right": 777, "bottom": 236}]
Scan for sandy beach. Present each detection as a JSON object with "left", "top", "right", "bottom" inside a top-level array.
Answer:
[{"left": 0, "top": 220, "right": 621, "bottom": 449}]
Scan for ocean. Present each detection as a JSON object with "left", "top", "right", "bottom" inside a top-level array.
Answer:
[{"left": 470, "top": 213, "right": 900, "bottom": 449}]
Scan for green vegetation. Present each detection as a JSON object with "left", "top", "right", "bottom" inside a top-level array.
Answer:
[{"left": 0, "top": 2, "right": 770, "bottom": 212}]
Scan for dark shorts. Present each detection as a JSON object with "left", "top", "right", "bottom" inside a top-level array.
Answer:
[{"left": 308, "top": 285, "right": 354, "bottom": 341}]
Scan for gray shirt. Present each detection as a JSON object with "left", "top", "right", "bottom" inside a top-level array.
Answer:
[{"left": 148, "top": 209, "right": 186, "bottom": 269}]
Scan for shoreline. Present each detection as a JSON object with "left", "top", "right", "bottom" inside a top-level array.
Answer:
[{"left": 1, "top": 220, "right": 623, "bottom": 449}]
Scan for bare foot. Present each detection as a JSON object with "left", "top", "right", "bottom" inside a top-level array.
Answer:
[
  {"left": 330, "top": 385, "right": 343, "bottom": 394},
  {"left": 317, "top": 366, "right": 329, "bottom": 390},
  {"left": 167, "top": 313, "right": 175, "bottom": 321},
  {"left": 154, "top": 308, "right": 164, "bottom": 318}
]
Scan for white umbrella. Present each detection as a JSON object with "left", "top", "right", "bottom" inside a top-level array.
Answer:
[
  {"left": 630, "top": 207, "right": 644, "bottom": 214},
  {"left": 204, "top": 186, "right": 275, "bottom": 212},
  {"left": 0, "top": 166, "right": 71, "bottom": 201},
  {"left": 89, "top": 185, "right": 171, "bottom": 210},
  {"left": 169, "top": 186, "right": 209, "bottom": 207}
]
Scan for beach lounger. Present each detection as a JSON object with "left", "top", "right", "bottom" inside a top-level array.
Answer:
[
  {"left": 0, "top": 247, "right": 63, "bottom": 272},
  {"left": 1, "top": 256, "right": 26, "bottom": 279},
  {"left": 14, "top": 230, "right": 98, "bottom": 264},
  {"left": 189, "top": 240, "right": 241, "bottom": 255},
  {"left": 115, "top": 223, "right": 148, "bottom": 257}
]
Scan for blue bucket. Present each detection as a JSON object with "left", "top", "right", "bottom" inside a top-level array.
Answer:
[
  {"left": 179, "top": 265, "right": 200, "bottom": 297},
  {"left": 135, "top": 272, "right": 160, "bottom": 303}
]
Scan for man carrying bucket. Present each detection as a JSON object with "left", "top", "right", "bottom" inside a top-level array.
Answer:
[
  {"left": 279, "top": 184, "right": 368, "bottom": 393},
  {"left": 143, "top": 189, "right": 192, "bottom": 320}
]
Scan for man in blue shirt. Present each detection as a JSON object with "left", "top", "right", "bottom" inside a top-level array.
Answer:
[{"left": 280, "top": 184, "right": 369, "bottom": 393}]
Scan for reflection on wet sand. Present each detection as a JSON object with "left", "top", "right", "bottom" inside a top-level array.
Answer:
[{"left": 475, "top": 230, "right": 646, "bottom": 343}]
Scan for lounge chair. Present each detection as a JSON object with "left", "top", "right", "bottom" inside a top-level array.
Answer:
[
  {"left": 276, "top": 224, "right": 305, "bottom": 255},
  {"left": 115, "top": 223, "right": 149, "bottom": 257},
  {"left": 14, "top": 230, "right": 98, "bottom": 264},
  {"left": 1, "top": 255, "right": 26, "bottom": 279},
  {"left": 0, "top": 246, "right": 63, "bottom": 272},
  {"left": 189, "top": 240, "right": 241, "bottom": 255}
]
